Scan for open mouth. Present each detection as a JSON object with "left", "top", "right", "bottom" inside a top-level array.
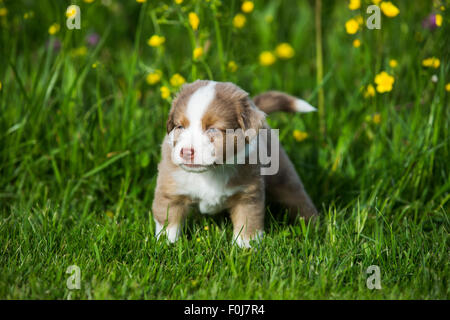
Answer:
[
  {"left": 180, "top": 163, "right": 210, "bottom": 172},
  {"left": 183, "top": 164, "right": 205, "bottom": 168}
]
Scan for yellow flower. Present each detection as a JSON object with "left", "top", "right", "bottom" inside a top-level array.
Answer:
[
  {"left": 259, "top": 51, "right": 276, "bottom": 66},
  {"left": 356, "top": 15, "right": 364, "bottom": 25},
  {"left": 374, "top": 71, "right": 395, "bottom": 93},
  {"left": 146, "top": 70, "right": 162, "bottom": 85},
  {"left": 160, "top": 86, "right": 170, "bottom": 99},
  {"left": 422, "top": 57, "right": 440, "bottom": 69},
  {"left": 136, "top": 0, "right": 146, "bottom": 3},
  {"left": 189, "top": 12, "right": 199, "bottom": 31},
  {"left": 72, "top": 46, "right": 87, "bottom": 57},
  {"left": 345, "top": 18, "right": 359, "bottom": 34},
  {"left": 83, "top": 0, "right": 95, "bottom": 3},
  {"left": 435, "top": 14, "right": 442, "bottom": 27},
  {"left": 372, "top": 0, "right": 381, "bottom": 4},
  {"left": 389, "top": 59, "right": 398, "bottom": 68},
  {"left": 227, "top": 61, "right": 238, "bottom": 72},
  {"left": 353, "top": 39, "right": 361, "bottom": 48},
  {"left": 364, "top": 84, "right": 376, "bottom": 98},
  {"left": 349, "top": 0, "right": 361, "bottom": 10},
  {"left": 372, "top": 113, "right": 381, "bottom": 124},
  {"left": 445, "top": 83, "right": 450, "bottom": 92},
  {"left": 193, "top": 47, "right": 203, "bottom": 60},
  {"left": 380, "top": 2, "right": 400, "bottom": 18},
  {"left": 0, "top": 81, "right": 2, "bottom": 91},
  {"left": 233, "top": 13, "right": 246, "bottom": 28},
  {"left": 241, "top": 1, "right": 254, "bottom": 13},
  {"left": 275, "top": 43, "right": 295, "bottom": 59},
  {"left": 293, "top": 130, "right": 308, "bottom": 142},
  {"left": 48, "top": 23, "right": 60, "bottom": 35},
  {"left": 0, "top": 8, "right": 8, "bottom": 17},
  {"left": 24, "top": 11, "right": 34, "bottom": 19},
  {"left": 204, "top": 226, "right": 209, "bottom": 231},
  {"left": 66, "top": 5, "right": 77, "bottom": 18},
  {"left": 105, "top": 210, "right": 114, "bottom": 218},
  {"left": 175, "top": 0, "right": 183, "bottom": 4},
  {"left": 170, "top": 73, "right": 186, "bottom": 87},
  {"left": 147, "top": 35, "right": 165, "bottom": 47}
]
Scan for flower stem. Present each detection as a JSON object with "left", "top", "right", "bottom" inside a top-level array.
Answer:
[{"left": 315, "top": 0, "right": 326, "bottom": 137}]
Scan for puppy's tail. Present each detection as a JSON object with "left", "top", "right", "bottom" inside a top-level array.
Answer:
[{"left": 252, "top": 91, "right": 316, "bottom": 115}]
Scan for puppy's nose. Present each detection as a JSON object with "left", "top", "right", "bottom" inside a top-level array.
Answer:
[{"left": 180, "top": 148, "right": 195, "bottom": 161}]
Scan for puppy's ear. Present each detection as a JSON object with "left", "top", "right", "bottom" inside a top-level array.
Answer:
[
  {"left": 237, "top": 97, "right": 266, "bottom": 133},
  {"left": 166, "top": 111, "right": 175, "bottom": 134}
]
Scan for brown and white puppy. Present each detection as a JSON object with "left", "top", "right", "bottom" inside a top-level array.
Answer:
[{"left": 152, "top": 80, "right": 317, "bottom": 248}]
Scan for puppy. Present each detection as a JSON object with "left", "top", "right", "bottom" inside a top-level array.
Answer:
[{"left": 152, "top": 80, "right": 318, "bottom": 248}]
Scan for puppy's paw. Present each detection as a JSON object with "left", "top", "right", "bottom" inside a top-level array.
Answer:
[
  {"left": 233, "top": 230, "right": 264, "bottom": 248},
  {"left": 155, "top": 220, "right": 181, "bottom": 243}
]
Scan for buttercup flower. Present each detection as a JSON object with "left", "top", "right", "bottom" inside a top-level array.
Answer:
[
  {"left": 345, "top": 18, "right": 359, "bottom": 34},
  {"left": 356, "top": 15, "right": 364, "bottom": 25},
  {"left": 241, "top": 1, "right": 254, "bottom": 13},
  {"left": 372, "top": 113, "right": 381, "bottom": 124},
  {"left": 189, "top": 12, "right": 199, "bottom": 31},
  {"left": 136, "top": 0, "right": 146, "bottom": 3},
  {"left": 422, "top": 57, "right": 440, "bottom": 69},
  {"left": 66, "top": 5, "right": 77, "bottom": 18},
  {"left": 0, "top": 8, "right": 8, "bottom": 17},
  {"left": 160, "top": 86, "right": 170, "bottom": 99},
  {"left": 389, "top": 59, "right": 398, "bottom": 68},
  {"left": 148, "top": 35, "right": 165, "bottom": 47},
  {"left": 193, "top": 47, "right": 203, "bottom": 60},
  {"left": 435, "top": 14, "right": 443, "bottom": 27},
  {"left": 233, "top": 13, "right": 246, "bottom": 28},
  {"left": 353, "top": 39, "right": 361, "bottom": 48},
  {"left": 372, "top": 0, "right": 381, "bottom": 4},
  {"left": 170, "top": 73, "right": 186, "bottom": 87},
  {"left": 48, "top": 23, "right": 60, "bottom": 35},
  {"left": 71, "top": 46, "right": 87, "bottom": 57},
  {"left": 293, "top": 130, "right": 308, "bottom": 142},
  {"left": 374, "top": 71, "right": 395, "bottom": 93},
  {"left": 227, "top": 61, "right": 238, "bottom": 72},
  {"left": 259, "top": 51, "right": 276, "bottom": 66},
  {"left": 0, "top": 81, "right": 2, "bottom": 91},
  {"left": 24, "top": 11, "right": 34, "bottom": 19},
  {"left": 275, "top": 43, "right": 295, "bottom": 59},
  {"left": 349, "top": 0, "right": 360, "bottom": 10},
  {"left": 83, "top": 0, "right": 95, "bottom": 3},
  {"left": 175, "top": 0, "right": 184, "bottom": 4},
  {"left": 146, "top": 70, "right": 162, "bottom": 85},
  {"left": 445, "top": 83, "right": 450, "bottom": 92},
  {"left": 380, "top": 2, "right": 400, "bottom": 18},
  {"left": 364, "top": 84, "right": 376, "bottom": 98}
]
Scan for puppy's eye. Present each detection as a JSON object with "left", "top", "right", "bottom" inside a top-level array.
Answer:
[
  {"left": 175, "top": 125, "right": 184, "bottom": 130},
  {"left": 206, "top": 127, "right": 218, "bottom": 133}
]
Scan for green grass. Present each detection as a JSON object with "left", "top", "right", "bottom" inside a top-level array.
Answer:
[{"left": 0, "top": 0, "right": 449, "bottom": 299}]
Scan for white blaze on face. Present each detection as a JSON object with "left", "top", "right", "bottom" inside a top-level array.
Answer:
[{"left": 171, "top": 82, "right": 217, "bottom": 168}]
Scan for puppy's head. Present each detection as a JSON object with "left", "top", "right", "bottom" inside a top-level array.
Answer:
[{"left": 166, "top": 80, "right": 265, "bottom": 172}]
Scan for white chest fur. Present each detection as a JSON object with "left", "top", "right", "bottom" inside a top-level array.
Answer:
[{"left": 171, "top": 167, "right": 242, "bottom": 214}]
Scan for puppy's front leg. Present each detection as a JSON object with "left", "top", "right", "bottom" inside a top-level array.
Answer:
[
  {"left": 152, "top": 192, "right": 190, "bottom": 243},
  {"left": 229, "top": 188, "right": 265, "bottom": 248}
]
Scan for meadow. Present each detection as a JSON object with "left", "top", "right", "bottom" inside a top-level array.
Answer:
[{"left": 0, "top": 0, "right": 448, "bottom": 299}]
